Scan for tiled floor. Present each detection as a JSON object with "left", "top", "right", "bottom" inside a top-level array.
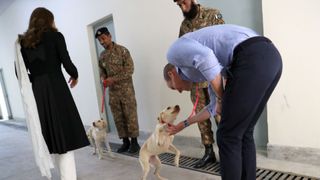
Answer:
[
  {"left": 1, "top": 120, "right": 319, "bottom": 180},
  {"left": 0, "top": 123, "right": 219, "bottom": 180}
]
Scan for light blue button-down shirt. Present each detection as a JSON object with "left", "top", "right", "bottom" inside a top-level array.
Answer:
[{"left": 167, "top": 24, "right": 259, "bottom": 116}]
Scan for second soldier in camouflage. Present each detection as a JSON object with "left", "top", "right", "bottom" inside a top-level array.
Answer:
[{"left": 174, "top": 0, "right": 224, "bottom": 168}]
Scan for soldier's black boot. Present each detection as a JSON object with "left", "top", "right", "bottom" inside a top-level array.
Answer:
[
  {"left": 117, "top": 137, "right": 130, "bottom": 153},
  {"left": 193, "top": 144, "right": 217, "bottom": 168},
  {"left": 128, "top": 137, "right": 140, "bottom": 154}
]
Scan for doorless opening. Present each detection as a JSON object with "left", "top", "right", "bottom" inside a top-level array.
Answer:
[
  {"left": 87, "top": 14, "right": 117, "bottom": 132},
  {"left": 0, "top": 69, "right": 12, "bottom": 120}
]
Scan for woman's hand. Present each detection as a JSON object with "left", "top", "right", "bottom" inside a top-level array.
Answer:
[
  {"left": 167, "top": 121, "right": 185, "bottom": 135},
  {"left": 68, "top": 77, "right": 78, "bottom": 88}
]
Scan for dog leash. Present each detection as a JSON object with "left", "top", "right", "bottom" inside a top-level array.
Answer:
[
  {"left": 101, "top": 85, "right": 106, "bottom": 114},
  {"left": 188, "top": 83, "right": 199, "bottom": 118}
]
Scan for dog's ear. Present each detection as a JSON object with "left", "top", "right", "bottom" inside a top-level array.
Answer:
[
  {"left": 158, "top": 112, "right": 163, "bottom": 123},
  {"left": 160, "top": 112, "right": 166, "bottom": 123},
  {"left": 102, "top": 121, "right": 107, "bottom": 128}
]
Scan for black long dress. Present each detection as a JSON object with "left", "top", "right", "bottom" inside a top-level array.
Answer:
[{"left": 20, "top": 31, "right": 89, "bottom": 154}]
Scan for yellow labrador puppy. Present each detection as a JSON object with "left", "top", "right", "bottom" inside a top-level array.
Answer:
[
  {"left": 139, "top": 105, "right": 181, "bottom": 180},
  {"left": 87, "top": 119, "right": 114, "bottom": 159}
]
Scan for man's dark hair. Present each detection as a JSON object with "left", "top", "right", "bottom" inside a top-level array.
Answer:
[
  {"left": 183, "top": 1, "right": 198, "bottom": 20},
  {"left": 163, "top": 63, "right": 175, "bottom": 81}
]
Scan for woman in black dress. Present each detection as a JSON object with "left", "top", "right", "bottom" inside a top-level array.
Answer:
[{"left": 19, "top": 7, "right": 89, "bottom": 179}]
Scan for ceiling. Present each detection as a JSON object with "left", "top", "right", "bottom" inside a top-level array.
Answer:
[{"left": 0, "top": 0, "right": 15, "bottom": 16}]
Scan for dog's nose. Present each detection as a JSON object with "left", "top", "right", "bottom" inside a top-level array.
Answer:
[
  {"left": 92, "top": 122, "right": 95, "bottom": 127},
  {"left": 175, "top": 105, "right": 180, "bottom": 111}
]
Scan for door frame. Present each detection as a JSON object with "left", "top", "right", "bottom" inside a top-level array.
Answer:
[{"left": 87, "top": 14, "right": 116, "bottom": 132}]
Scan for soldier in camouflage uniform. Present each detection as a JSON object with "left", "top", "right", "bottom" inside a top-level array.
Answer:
[
  {"left": 95, "top": 27, "right": 140, "bottom": 154},
  {"left": 174, "top": 0, "right": 225, "bottom": 168}
]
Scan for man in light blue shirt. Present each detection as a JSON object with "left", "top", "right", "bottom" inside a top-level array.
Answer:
[{"left": 164, "top": 24, "right": 282, "bottom": 180}]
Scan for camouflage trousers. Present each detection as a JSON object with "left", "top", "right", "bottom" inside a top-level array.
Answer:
[
  {"left": 190, "top": 83, "right": 214, "bottom": 145},
  {"left": 109, "top": 88, "right": 139, "bottom": 139}
]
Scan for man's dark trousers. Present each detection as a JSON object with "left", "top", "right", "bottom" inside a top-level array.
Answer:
[{"left": 217, "top": 37, "right": 283, "bottom": 180}]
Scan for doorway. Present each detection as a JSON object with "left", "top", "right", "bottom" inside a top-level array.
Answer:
[
  {"left": 0, "top": 69, "right": 12, "bottom": 120},
  {"left": 87, "top": 14, "right": 116, "bottom": 133}
]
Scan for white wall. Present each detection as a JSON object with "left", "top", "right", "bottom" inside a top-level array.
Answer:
[
  {"left": 199, "top": 0, "right": 263, "bottom": 34},
  {"left": 5, "top": 0, "right": 320, "bottom": 149},
  {"left": 0, "top": 28, "right": 6, "bottom": 119},
  {"left": 0, "top": 13, "right": 25, "bottom": 119},
  {"left": 263, "top": 0, "right": 320, "bottom": 148},
  {"left": 0, "top": 0, "right": 200, "bottom": 136}
]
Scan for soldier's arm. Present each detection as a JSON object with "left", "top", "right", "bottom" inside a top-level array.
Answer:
[
  {"left": 178, "top": 20, "right": 190, "bottom": 37},
  {"left": 98, "top": 58, "right": 107, "bottom": 80},
  {"left": 112, "top": 47, "right": 134, "bottom": 81},
  {"left": 178, "top": 25, "right": 185, "bottom": 37}
]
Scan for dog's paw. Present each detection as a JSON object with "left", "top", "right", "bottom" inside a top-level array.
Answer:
[
  {"left": 108, "top": 152, "right": 115, "bottom": 158},
  {"left": 157, "top": 177, "right": 168, "bottom": 180},
  {"left": 98, "top": 156, "right": 103, "bottom": 160},
  {"left": 174, "top": 160, "right": 179, "bottom": 167}
]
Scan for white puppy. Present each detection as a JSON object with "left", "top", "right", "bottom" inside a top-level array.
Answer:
[
  {"left": 139, "top": 105, "right": 181, "bottom": 180},
  {"left": 87, "top": 119, "right": 114, "bottom": 159}
]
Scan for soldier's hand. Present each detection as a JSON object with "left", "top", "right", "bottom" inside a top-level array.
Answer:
[
  {"left": 103, "top": 79, "right": 108, "bottom": 87},
  {"left": 106, "top": 77, "right": 115, "bottom": 87},
  {"left": 103, "top": 78, "right": 115, "bottom": 87},
  {"left": 68, "top": 77, "right": 78, "bottom": 88}
]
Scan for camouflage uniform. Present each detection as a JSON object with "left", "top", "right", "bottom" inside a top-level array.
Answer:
[
  {"left": 179, "top": 5, "right": 224, "bottom": 145},
  {"left": 98, "top": 42, "right": 139, "bottom": 138}
]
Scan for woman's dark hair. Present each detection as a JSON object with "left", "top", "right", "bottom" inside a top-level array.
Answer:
[{"left": 19, "top": 7, "right": 57, "bottom": 48}]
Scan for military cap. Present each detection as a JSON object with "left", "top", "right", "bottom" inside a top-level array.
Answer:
[{"left": 95, "top": 27, "right": 110, "bottom": 38}]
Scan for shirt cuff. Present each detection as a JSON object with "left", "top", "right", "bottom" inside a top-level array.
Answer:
[{"left": 206, "top": 99, "right": 217, "bottom": 117}]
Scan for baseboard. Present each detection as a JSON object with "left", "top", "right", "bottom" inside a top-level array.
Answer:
[
  {"left": 11, "top": 117, "right": 25, "bottom": 121},
  {"left": 267, "top": 144, "right": 320, "bottom": 166}
]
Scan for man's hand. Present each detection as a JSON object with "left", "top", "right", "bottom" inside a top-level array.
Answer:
[
  {"left": 68, "top": 77, "right": 78, "bottom": 88},
  {"left": 166, "top": 121, "right": 185, "bottom": 135}
]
